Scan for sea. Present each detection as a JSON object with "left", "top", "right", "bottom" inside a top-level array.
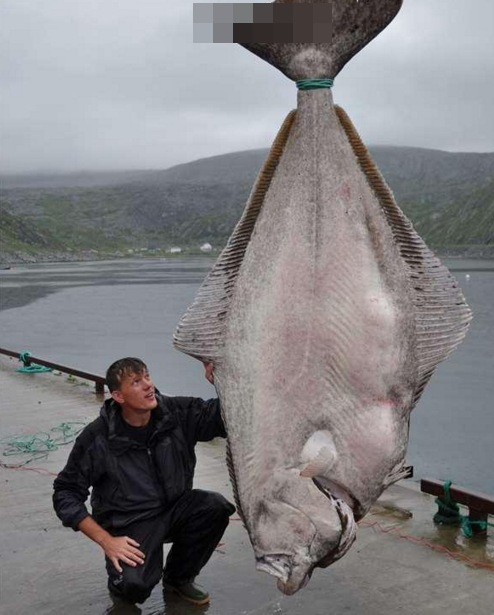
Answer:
[{"left": 0, "top": 257, "right": 493, "bottom": 494}]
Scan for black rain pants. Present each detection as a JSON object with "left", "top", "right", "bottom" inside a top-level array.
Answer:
[{"left": 106, "top": 489, "right": 235, "bottom": 604}]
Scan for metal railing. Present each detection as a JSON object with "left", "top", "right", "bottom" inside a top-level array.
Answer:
[
  {"left": 421, "top": 478, "right": 494, "bottom": 536},
  {"left": 0, "top": 347, "right": 106, "bottom": 394}
]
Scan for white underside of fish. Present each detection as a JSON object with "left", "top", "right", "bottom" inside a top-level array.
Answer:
[
  {"left": 173, "top": 89, "right": 471, "bottom": 593},
  {"left": 218, "top": 91, "right": 417, "bottom": 517}
]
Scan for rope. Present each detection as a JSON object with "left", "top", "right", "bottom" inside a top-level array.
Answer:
[
  {"left": 0, "top": 463, "right": 59, "bottom": 477},
  {"left": 360, "top": 519, "right": 494, "bottom": 572},
  {"left": 434, "top": 480, "right": 494, "bottom": 537},
  {"left": 16, "top": 351, "right": 52, "bottom": 374},
  {"left": 296, "top": 78, "right": 334, "bottom": 91},
  {"left": 0, "top": 421, "right": 86, "bottom": 467}
]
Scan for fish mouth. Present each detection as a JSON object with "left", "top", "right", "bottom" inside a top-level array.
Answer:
[
  {"left": 277, "top": 572, "right": 311, "bottom": 596},
  {"left": 256, "top": 554, "right": 310, "bottom": 595},
  {"left": 255, "top": 554, "right": 291, "bottom": 584}
]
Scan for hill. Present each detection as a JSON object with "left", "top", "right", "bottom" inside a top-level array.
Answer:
[{"left": 1, "top": 146, "right": 493, "bottom": 263}]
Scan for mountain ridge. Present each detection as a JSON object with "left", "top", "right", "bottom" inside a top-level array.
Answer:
[{"left": 1, "top": 145, "right": 493, "bottom": 263}]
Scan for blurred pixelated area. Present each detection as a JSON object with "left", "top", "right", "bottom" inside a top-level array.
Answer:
[{"left": 193, "top": 2, "right": 333, "bottom": 43}]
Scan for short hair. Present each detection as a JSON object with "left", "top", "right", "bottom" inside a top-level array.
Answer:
[{"left": 106, "top": 357, "right": 148, "bottom": 392}]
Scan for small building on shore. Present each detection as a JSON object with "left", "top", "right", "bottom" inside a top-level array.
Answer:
[
  {"left": 169, "top": 247, "right": 182, "bottom": 254},
  {"left": 200, "top": 243, "right": 212, "bottom": 253}
]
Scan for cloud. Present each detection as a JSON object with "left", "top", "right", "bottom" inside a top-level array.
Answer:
[{"left": 1, "top": 0, "right": 493, "bottom": 173}]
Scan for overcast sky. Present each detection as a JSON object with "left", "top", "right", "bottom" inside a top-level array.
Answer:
[{"left": 1, "top": 0, "right": 493, "bottom": 174}]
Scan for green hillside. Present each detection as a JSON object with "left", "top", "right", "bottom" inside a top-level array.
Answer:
[
  {"left": 1, "top": 146, "right": 493, "bottom": 263},
  {"left": 402, "top": 179, "right": 494, "bottom": 250},
  {"left": 0, "top": 202, "right": 66, "bottom": 259}
]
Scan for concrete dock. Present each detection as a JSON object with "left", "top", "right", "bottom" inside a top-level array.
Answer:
[{"left": 1, "top": 353, "right": 493, "bottom": 615}]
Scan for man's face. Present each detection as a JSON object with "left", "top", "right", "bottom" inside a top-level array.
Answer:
[{"left": 111, "top": 369, "right": 158, "bottom": 413}]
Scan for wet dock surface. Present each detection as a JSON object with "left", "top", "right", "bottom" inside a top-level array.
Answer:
[{"left": 1, "top": 354, "right": 493, "bottom": 615}]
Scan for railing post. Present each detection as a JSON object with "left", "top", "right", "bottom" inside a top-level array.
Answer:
[{"left": 0, "top": 347, "right": 107, "bottom": 394}]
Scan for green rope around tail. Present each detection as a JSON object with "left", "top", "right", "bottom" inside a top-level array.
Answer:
[
  {"left": 434, "top": 480, "right": 494, "bottom": 537},
  {"left": 16, "top": 351, "right": 52, "bottom": 374},
  {"left": 296, "top": 78, "right": 334, "bottom": 90}
]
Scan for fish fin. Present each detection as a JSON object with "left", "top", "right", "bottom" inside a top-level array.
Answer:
[
  {"left": 173, "top": 109, "right": 296, "bottom": 362},
  {"left": 300, "top": 446, "right": 336, "bottom": 478},
  {"left": 225, "top": 438, "right": 248, "bottom": 530},
  {"left": 239, "top": 0, "right": 403, "bottom": 81},
  {"left": 312, "top": 479, "right": 357, "bottom": 568},
  {"left": 321, "top": 497, "right": 357, "bottom": 566},
  {"left": 383, "top": 462, "right": 414, "bottom": 488},
  {"left": 336, "top": 105, "right": 472, "bottom": 409}
]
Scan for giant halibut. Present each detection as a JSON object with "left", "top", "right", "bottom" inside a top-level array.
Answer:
[{"left": 174, "top": 0, "right": 472, "bottom": 595}]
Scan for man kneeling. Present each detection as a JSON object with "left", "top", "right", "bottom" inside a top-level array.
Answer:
[{"left": 53, "top": 357, "right": 235, "bottom": 605}]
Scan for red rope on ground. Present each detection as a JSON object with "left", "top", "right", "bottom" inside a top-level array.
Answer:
[
  {"left": 359, "top": 519, "right": 494, "bottom": 572},
  {"left": 0, "top": 462, "right": 59, "bottom": 476}
]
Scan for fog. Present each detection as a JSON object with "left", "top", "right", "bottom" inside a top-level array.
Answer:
[{"left": 1, "top": 0, "right": 493, "bottom": 173}]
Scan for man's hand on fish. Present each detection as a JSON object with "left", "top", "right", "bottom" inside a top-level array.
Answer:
[
  {"left": 203, "top": 361, "right": 214, "bottom": 385},
  {"left": 100, "top": 535, "right": 146, "bottom": 573}
]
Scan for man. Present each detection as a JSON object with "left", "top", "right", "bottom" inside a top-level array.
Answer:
[{"left": 53, "top": 357, "right": 235, "bottom": 606}]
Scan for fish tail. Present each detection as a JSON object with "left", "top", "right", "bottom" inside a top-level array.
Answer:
[{"left": 239, "top": 0, "right": 403, "bottom": 81}]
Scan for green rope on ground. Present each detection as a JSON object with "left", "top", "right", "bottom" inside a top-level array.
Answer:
[
  {"left": 433, "top": 480, "right": 494, "bottom": 537},
  {"left": 16, "top": 351, "right": 52, "bottom": 374},
  {"left": 0, "top": 422, "right": 86, "bottom": 466},
  {"left": 296, "top": 78, "right": 334, "bottom": 90}
]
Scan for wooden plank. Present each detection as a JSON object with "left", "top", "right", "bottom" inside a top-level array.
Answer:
[{"left": 421, "top": 478, "right": 494, "bottom": 515}]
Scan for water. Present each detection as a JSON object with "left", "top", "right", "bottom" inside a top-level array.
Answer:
[{"left": 0, "top": 257, "right": 493, "bottom": 493}]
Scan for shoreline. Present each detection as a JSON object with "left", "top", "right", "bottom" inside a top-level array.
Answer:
[
  {"left": 0, "top": 250, "right": 221, "bottom": 267},
  {"left": 1, "top": 255, "right": 492, "bottom": 314},
  {"left": 1, "top": 247, "right": 494, "bottom": 266}
]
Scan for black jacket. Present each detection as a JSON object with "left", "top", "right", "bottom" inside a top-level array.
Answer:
[{"left": 53, "top": 392, "right": 226, "bottom": 530}]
